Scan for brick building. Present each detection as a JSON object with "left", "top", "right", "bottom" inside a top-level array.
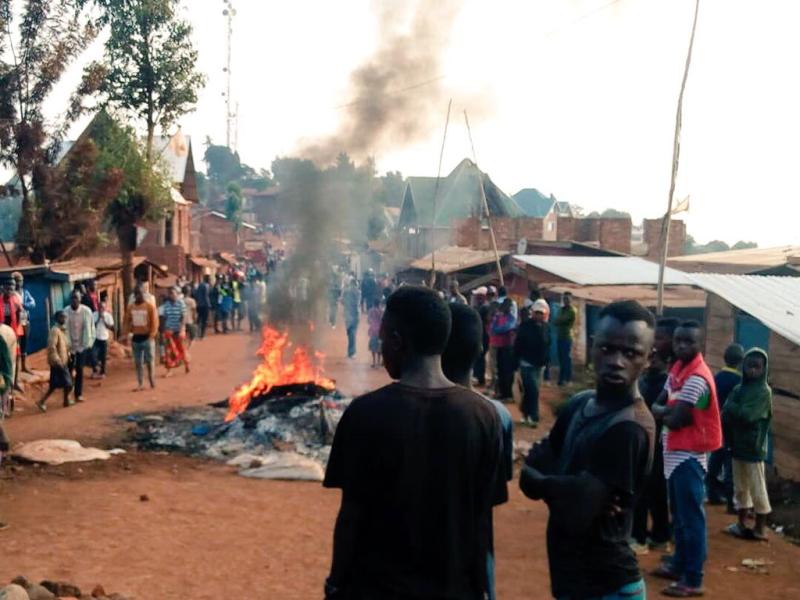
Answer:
[
  {"left": 135, "top": 131, "right": 199, "bottom": 276},
  {"left": 556, "top": 216, "right": 633, "bottom": 254},
  {"left": 192, "top": 209, "right": 258, "bottom": 255},
  {"left": 397, "top": 158, "right": 523, "bottom": 259},
  {"left": 642, "top": 217, "right": 686, "bottom": 260}
]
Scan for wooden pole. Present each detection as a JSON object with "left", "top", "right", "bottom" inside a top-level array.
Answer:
[
  {"left": 464, "top": 111, "right": 504, "bottom": 287},
  {"left": 0, "top": 240, "right": 12, "bottom": 267},
  {"left": 657, "top": 0, "right": 700, "bottom": 315},
  {"left": 429, "top": 98, "right": 452, "bottom": 288}
]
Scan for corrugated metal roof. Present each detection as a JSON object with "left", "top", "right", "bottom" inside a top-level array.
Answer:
[
  {"left": 513, "top": 188, "right": 554, "bottom": 218},
  {"left": 544, "top": 284, "right": 706, "bottom": 308},
  {"left": 689, "top": 274, "right": 800, "bottom": 346},
  {"left": 401, "top": 159, "right": 523, "bottom": 227},
  {"left": 153, "top": 132, "right": 191, "bottom": 185},
  {"left": 411, "top": 246, "right": 509, "bottom": 274},
  {"left": 671, "top": 245, "right": 800, "bottom": 267},
  {"left": 513, "top": 255, "right": 691, "bottom": 285}
]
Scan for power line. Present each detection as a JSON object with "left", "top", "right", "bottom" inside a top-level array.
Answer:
[{"left": 334, "top": 75, "right": 446, "bottom": 109}]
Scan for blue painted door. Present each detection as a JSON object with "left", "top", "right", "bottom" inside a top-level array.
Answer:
[{"left": 735, "top": 312, "right": 770, "bottom": 352}]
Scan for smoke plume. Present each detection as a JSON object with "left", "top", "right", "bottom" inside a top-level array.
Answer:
[
  {"left": 270, "top": 0, "right": 466, "bottom": 336},
  {"left": 301, "top": 0, "right": 464, "bottom": 163}
]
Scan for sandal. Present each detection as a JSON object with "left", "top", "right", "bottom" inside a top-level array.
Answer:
[
  {"left": 35, "top": 401, "right": 47, "bottom": 413},
  {"left": 725, "top": 522, "right": 756, "bottom": 540},
  {"left": 752, "top": 530, "right": 769, "bottom": 541},
  {"left": 662, "top": 582, "right": 704, "bottom": 597}
]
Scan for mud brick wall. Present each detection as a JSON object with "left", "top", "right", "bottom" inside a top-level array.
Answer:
[{"left": 644, "top": 218, "right": 686, "bottom": 259}]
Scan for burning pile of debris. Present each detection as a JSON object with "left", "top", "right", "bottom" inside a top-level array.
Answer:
[{"left": 127, "top": 327, "right": 349, "bottom": 482}]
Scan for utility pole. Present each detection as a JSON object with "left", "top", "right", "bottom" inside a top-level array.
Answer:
[
  {"left": 657, "top": 0, "right": 700, "bottom": 314},
  {"left": 222, "top": 0, "right": 237, "bottom": 150}
]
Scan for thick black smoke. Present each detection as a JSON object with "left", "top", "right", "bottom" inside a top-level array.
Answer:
[{"left": 273, "top": 0, "right": 465, "bottom": 335}]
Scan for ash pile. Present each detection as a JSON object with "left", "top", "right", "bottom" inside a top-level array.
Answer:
[{"left": 127, "top": 383, "right": 350, "bottom": 482}]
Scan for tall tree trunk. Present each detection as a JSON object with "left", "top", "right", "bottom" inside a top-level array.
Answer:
[
  {"left": 145, "top": 118, "right": 154, "bottom": 164},
  {"left": 118, "top": 222, "right": 137, "bottom": 308},
  {"left": 14, "top": 172, "right": 36, "bottom": 259}
]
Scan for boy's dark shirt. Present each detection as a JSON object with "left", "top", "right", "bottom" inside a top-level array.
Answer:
[
  {"left": 514, "top": 319, "right": 551, "bottom": 367},
  {"left": 193, "top": 282, "right": 211, "bottom": 308},
  {"left": 639, "top": 368, "right": 669, "bottom": 439},
  {"left": 324, "top": 383, "right": 507, "bottom": 599},
  {"left": 478, "top": 304, "right": 492, "bottom": 351},
  {"left": 543, "top": 392, "right": 653, "bottom": 599},
  {"left": 715, "top": 369, "right": 742, "bottom": 409}
]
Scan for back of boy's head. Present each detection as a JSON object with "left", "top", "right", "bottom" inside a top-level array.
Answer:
[
  {"left": 656, "top": 317, "right": 680, "bottom": 335},
  {"left": 724, "top": 343, "right": 745, "bottom": 368},
  {"left": 598, "top": 300, "right": 656, "bottom": 328},
  {"left": 442, "top": 303, "right": 483, "bottom": 382},
  {"left": 385, "top": 286, "right": 451, "bottom": 355}
]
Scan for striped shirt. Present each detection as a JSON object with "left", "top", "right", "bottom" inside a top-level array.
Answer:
[
  {"left": 160, "top": 299, "right": 186, "bottom": 333},
  {"left": 663, "top": 375, "right": 709, "bottom": 479}
]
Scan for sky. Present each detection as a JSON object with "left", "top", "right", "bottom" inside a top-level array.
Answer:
[{"left": 10, "top": 0, "right": 800, "bottom": 247}]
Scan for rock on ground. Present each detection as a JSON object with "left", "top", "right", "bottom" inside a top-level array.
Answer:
[
  {"left": 0, "top": 584, "right": 30, "bottom": 600},
  {"left": 38, "top": 582, "right": 81, "bottom": 598},
  {"left": 9, "top": 577, "right": 54, "bottom": 600}
]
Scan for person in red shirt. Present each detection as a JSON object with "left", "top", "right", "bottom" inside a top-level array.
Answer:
[{"left": 490, "top": 298, "right": 517, "bottom": 401}]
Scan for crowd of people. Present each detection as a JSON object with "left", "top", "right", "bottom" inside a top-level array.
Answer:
[
  {"left": 323, "top": 285, "right": 776, "bottom": 599},
  {"left": 0, "top": 265, "right": 780, "bottom": 594},
  {"left": 0, "top": 259, "right": 272, "bottom": 417}
]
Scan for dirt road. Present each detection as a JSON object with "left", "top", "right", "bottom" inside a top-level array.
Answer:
[{"left": 1, "top": 319, "right": 798, "bottom": 599}]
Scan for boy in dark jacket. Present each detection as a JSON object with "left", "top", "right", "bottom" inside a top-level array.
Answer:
[
  {"left": 707, "top": 343, "right": 744, "bottom": 508},
  {"left": 514, "top": 299, "right": 551, "bottom": 426},
  {"left": 722, "top": 348, "right": 772, "bottom": 541}
]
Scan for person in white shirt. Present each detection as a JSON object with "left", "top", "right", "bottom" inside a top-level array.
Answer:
[
  {"left": 65, "top": 291, "right": 95, "bottom": 402},
  {"left": 91, "top": 302, "right": 115, "bottom": 379}
]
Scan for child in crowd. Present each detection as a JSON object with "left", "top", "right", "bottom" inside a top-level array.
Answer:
[
  {"left": 708, "top": 343, "right": 744, "bottom": 509},
  {"left": 723, "top": 348, "right": 773, "bottom": 541},
  {"left": 91, "top": 302, "right": 115, "bottom": 379},
  {"left": 36, "top": 311, "right": 74, "bottom": 412},
  {"left": 367, "top": 300, "right": 384, "bottom": 368}
]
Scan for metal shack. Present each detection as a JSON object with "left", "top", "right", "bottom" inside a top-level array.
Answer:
[
  {"left": 512, "top": 255, "right": 705, "bottom": 367},
  {"left": 0, "top": 261, "right": 97, "bottom": 354},
  {"left": 691, "top": 274, "right": 800, "bottom": 481}
]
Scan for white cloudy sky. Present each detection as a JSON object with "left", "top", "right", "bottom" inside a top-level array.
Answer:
[{"left": 12, "top": 0, "right": 800, "bottom": 247}]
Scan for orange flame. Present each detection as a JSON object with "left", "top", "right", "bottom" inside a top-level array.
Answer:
[{"left": 225, "top": 325, "right": 335, "bottom": 422}]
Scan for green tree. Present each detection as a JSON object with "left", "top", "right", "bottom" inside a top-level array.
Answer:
[
  {"left": 204, "top": 141, "right": 244, "bottom": 186},
  {"left": 203, "top": 139, "right": 273, "bottom": 205},
  {"left": 0, "top": 0, "right": 101, "bottom": 257},
  {"left": 586, "top": 208, "right": 631, "bottom": 219},
  {"left": 96, "top": 114, "right": 172, "bottom": 301},
  {"left": 32, "top": 130, "right": 124, "bottom": 261},
  {"left": 732, "top": 240, "right": 758, "bottom": 251},
  {"left": 372, "top": 170, "right": 405, "bottom": 207},
  {"left": 224, "top": 181, "right": 243, "bottom": 242},
  {"left": 90, "top": 0, "right": 205, "bottom": 161}
]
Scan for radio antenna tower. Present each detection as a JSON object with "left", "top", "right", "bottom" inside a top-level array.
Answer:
[{"left": 222, "top": 0, "right": 237, "bottom": 150}]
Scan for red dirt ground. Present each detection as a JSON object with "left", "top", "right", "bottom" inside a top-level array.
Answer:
[{"left": 1, "top": 319, "right": 799, "bottom": 599}]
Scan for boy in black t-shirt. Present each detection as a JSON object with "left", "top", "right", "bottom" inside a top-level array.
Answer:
[
  {"left": 324, "top": 286, "right": 507, "bottom": 600},
  {"left": 520, "top": 301, "right": 656, "bottom": 600}
]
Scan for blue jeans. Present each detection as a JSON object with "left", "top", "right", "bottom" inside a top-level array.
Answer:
[
  {"left": 558, "top": 579, "right": 646, "bottom": 600},
  {"left": 668, "top": 458, "right": 707, "bottom": 588},
  {"left": 557, "top": 339, "right": 573, "bottom": 385},
  {"left": 520, "top": 365, "right": 543, "bottom": 421},
  {"left": 486, "top": 551, "right": 497, "bottom": 600},
  {"left": 346, "top": 322, "right": 358, "bottom": 357}
]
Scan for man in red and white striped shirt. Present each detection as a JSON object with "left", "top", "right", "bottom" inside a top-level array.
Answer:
[{"left": 652, "top": 321, "right": 722, "bottom": 598}]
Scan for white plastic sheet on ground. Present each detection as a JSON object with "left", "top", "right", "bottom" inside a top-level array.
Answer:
[
  {"left": 232, "top": 452, "right": 325, "bottom": 482},
  {"left": 12, "top": 439, "right": 112, "bottom": 465}
]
